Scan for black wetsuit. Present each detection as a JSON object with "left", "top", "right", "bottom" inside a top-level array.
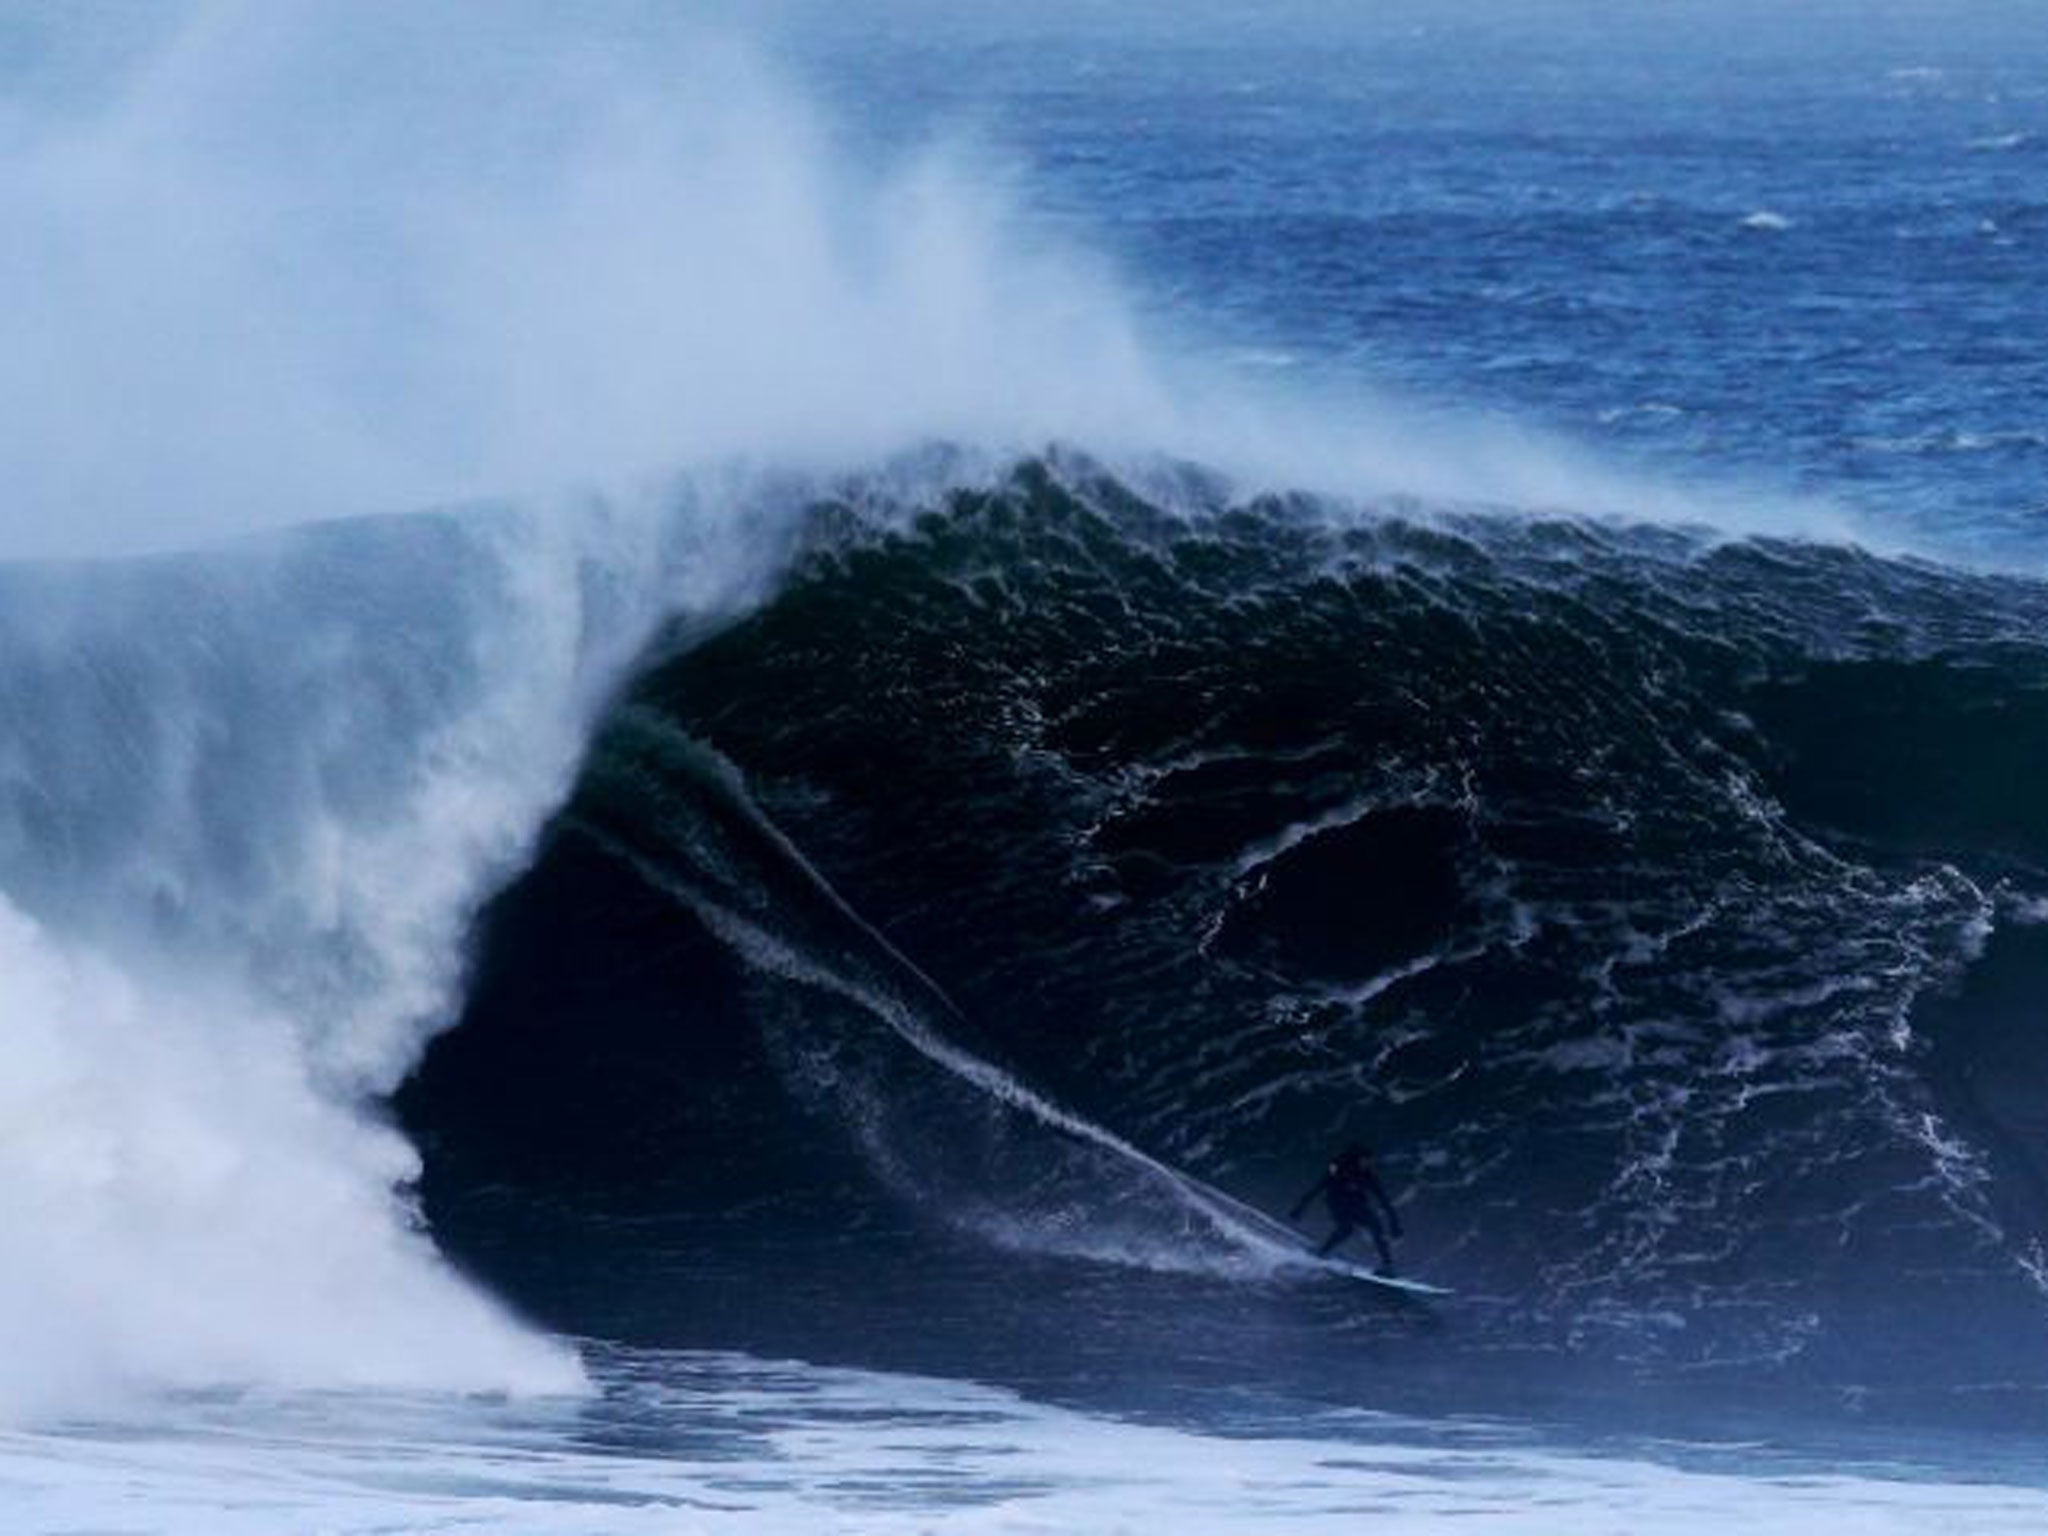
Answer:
[{"left": 1291, "top": 1150, "right": 1401, "bottom": 1270}]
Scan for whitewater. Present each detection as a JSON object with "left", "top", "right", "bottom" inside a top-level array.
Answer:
[{"left": 6, "top": 1, "right": 2048, "bottom": 1530}]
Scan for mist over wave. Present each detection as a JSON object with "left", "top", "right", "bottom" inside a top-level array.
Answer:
[
  {"left": 0, "top": 0, "right": 1844, "bottom": 563},
  {"left": 0, "top": 0, "right": 1177, "bottom": 559}
]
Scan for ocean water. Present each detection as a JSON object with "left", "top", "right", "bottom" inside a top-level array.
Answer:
[
  {"left": 7, "top": 1348, "right": 2048, "bottom": 1534},
  {"left": 792, "top": 0, "right": 2048, "bottom": 560},
  {"left": 5, "top": 2, "right": 2048, "bottom": 1530}
]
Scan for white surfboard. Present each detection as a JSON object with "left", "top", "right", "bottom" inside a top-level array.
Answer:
[
  {"left": 1307, "top": 1254, "right": 1453, "bottom": 1297},
  {"left": 1148, "top": 1176, "right": 1453, "bottom": 1298}
]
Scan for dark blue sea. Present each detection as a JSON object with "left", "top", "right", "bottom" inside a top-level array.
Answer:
[
  {"left": 4, "top": 3, "right": 2048, "bottom": 1529},
  {"left": 796, "top": 0, "right": 2048, "bottom": 559}
]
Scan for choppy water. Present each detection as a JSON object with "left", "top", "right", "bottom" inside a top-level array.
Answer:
[{"left": 9, "top": 1350, "right": 2048, "bottom": 1535}]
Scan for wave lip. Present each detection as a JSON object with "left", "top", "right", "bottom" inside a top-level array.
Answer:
[{"left": 0, "top": 508, "right": 673, "bottom": 1420}]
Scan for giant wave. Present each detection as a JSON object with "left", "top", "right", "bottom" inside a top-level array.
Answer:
[
  {"left": 393, "top": 451, "right": 2048, "bottom": 1422},
  {"left": 6, "top": 1, "right": 2048, "bottom": 1441}
]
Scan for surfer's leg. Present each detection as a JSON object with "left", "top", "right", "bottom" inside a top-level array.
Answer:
[
  {"left": 1361, "top": 1210, "right": 1395, "bottom": 1272},
  {"left": 1315, "top": 1221, "right": 1355, "bottom": 1258}
]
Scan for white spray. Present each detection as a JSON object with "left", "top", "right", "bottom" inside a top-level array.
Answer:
[{"left": 0, "top": 0, "right": 1848, "bottom": 1420}]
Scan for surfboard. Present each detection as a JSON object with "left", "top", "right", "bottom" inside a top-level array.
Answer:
[
  {"left": 1140, "top": 1169, "right": 1452, "bottom": 1298},
  {"left": 1308, "top": 1255, "right": 1453, "bottom": 1297}
]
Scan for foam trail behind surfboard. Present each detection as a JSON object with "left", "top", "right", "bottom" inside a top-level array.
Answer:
[{"left": 583, "top": 718, "right": 1387, "bottom": 1277}]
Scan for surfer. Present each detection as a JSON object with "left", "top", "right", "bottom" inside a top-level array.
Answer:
[{"left": 1290, "top": 1142, "right": 1402, "bottom": 1272}]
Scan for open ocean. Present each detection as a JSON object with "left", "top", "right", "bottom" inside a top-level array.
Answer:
[{"left": 5, "top": 2, "right": 2048, "bottom": 1530}]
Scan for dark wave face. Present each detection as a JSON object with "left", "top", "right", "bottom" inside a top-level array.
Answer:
[{"left": 400, "top": 455, "right": 2048, "bottom": 1422}]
